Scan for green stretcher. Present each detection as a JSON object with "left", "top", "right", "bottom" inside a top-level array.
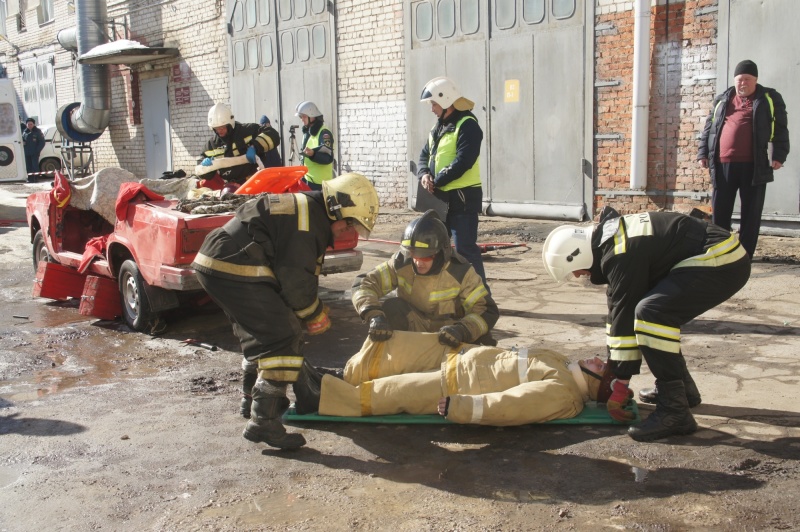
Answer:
[{"left": 285, "top": 401, "right": 640, "bottom": 425}]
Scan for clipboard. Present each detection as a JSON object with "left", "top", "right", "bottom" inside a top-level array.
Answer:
[{"left": 412, "top": 180, "right": 449, "bottom": 221}]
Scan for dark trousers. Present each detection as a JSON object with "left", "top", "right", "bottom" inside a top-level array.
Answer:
[
  {"left": 634, "top": 257, "right": 751, "bottom": 381},
  {"left": 195, "top": 271, "right": 303, "bottom": 367},
  {"left": 712, "top": 161, "right": 767, "bottom": 257},
  {"left": 446, "top": 211, "right": 488, "bottom": 289},
  {"left": 25, "top": 153, "right": 39, "bottom": 174}
]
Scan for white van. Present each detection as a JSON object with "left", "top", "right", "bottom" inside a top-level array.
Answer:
[{"left": 0, "top": 78, "right": 27, "bottom": 182}]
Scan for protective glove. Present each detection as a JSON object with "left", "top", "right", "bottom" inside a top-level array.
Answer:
[
  {"left": 368, "top": 314, "right": 393, "bottom": 342},
  {"left": 438, "top": 323, "right": 469, "bottom": 347},
  {"left": 245, "top": 145, "right": 257, "bottom": 164},
  {"left": 607, "top": 379, "right": 636, "bottom": 423},
  {"left": 306, "top": 305, "right": 331, "bottom": 336},
  {"left": 201, "top": 157, "right": 214, "bottom": 167}
]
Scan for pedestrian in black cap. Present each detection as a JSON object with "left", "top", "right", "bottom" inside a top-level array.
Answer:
[
  {"left": 697, "top": 60, "right": 790, "bottom": 258},
  {"left": 22, "top": 118, "right": 45, "bottom": 181}
]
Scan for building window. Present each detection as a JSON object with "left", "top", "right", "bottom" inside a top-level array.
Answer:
[
  {"left": 523, "top": 0, "right": 544, "bottom": 24},
  {"left": 460, "top": 0, "right": 479, "bottom": 35},
  {"left": 260, "top": 36, "right": 273, "bottom": 66},
  {"left": 552, "top": 0, "right": 574, "bottom": 19},
  {"left": 495, "top": 0, "right": 515, "bottom": 30},
  {"left": 312, "top": 24, "right": 325, "bottom": 58},
  {"left": 297, "top": 27, "right": 310, "bottom": 61},
  {"left": 415, "top": 2, "right": 433, "bottom": 41},
  {"left": 437, "top": 0, "right": 455, "bottom": 38},
  {"left": 38, "top": 0, "right": 54, "bottom": 24}
]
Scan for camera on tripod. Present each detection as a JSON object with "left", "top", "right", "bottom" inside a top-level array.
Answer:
[{"left": 289, "top": 125, "right": 298, "bottom": 134}]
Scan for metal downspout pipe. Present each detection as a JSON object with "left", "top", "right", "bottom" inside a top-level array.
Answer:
[
  {"left": 56, "top": 0, "right": 111, "bottom": 142},
  {"left": 629, "top": 0, "right": 651, "bottom": 190}
]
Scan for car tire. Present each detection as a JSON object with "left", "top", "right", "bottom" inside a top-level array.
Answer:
[
  {"left": 40, "top": 158, "right": 62, "bottom": 173},
  {"left": 32, "top": 230, "right": 53, "bottom": 271},
  {"left": 119, "top": 259, "right": 155, "bottom": 332}
]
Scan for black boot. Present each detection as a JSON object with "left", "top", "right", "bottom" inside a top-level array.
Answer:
[
  {"left": 476, "top": 332, "right": 498, "bottom": 347},
  {"left": 638, "top": 364, "right": 702, "bottom": 407},
  {"left": 628, "top": 380, "right": 698, "bottom": 442},
  {"left": 243, "top": 379, "right": 306, "bottom": 449},
  {"left": 293, "top": 360, "right": 322, "bottom": 415},
  {"left": 240, "top": 370, "right": 258, "bottom": 418}
]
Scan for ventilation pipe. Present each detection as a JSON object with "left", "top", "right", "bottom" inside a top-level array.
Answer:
[
  {"left": 629, "top": 0, "right": 651, "bottom": 190},
  {"left": 56, "top": 0, "right": 110, "bottom": 143}
]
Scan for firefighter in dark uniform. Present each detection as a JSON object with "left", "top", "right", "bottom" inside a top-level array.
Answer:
[
  {"left": 192, "top": 173, "right": 379, "bottom": 449},
  {"left": 352, "top": 210, "right": 499, "bottom": 347},
  {"left": 542, "top": 207, "right": 751, "bottom": 441},
  {"left": 199, "top": 103, "right": 281, "bottom": 185},
  {"left": 295, "top": 101, "right": 334, "bottom": 190}
]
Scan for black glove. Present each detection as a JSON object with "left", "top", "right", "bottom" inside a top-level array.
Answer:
[
  {"left": 438, "top": 323, "right": 469, "bottom": 347},
  {"left": 368, "top": 314, "right": 393, "bottom": 342}
]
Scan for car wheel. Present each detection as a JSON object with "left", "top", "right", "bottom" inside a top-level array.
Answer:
[
  {"left": 40, "top": 158, "right": 62, "bottom": 173},
  {"left": 118, "top": 259, "right": 155, "bottom": 331},
  {"left": 32, "top": 230, "right": 53, "bottom": 271}
]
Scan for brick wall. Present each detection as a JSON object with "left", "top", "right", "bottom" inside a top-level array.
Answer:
[
  {"left": 335, "top": 0, "right": 407, "bottom": 208},
  {"left": 594, "top": 0, "right": 718, "bottom": 216},
  {"left": 0, "top": 0, "right": 228, "bottom": 180}
]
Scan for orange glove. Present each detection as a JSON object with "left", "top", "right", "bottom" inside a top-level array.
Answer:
[
  {"left": 607, "top": 379, "right": 635, "bottom": 423},
  {"left": 306, "top": 305, "right": 331, "bottom": 336}
]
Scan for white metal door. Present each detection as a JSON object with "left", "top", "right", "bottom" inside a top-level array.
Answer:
[
  {"left": 721, "top": 0, "right": 799, "bottom": 220},
  {"left": 141, "top": 77, "right": 173, "bottom": 180},
  {"left": 0, "top": 79, "right": 28, "bottom": 182}
]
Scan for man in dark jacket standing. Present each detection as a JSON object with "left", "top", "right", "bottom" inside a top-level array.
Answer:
[
  {"left": 192, "top": 173, "right": 379, "bottom": 450},
  {"left": 417, "top": 77, "right": 487, "bottom": 289},
  {"left": 22, "top": 118, "right": 45, "bottom": 180},
  {"left": 697, "top": 59, "right": 790, "bottom": 257}
]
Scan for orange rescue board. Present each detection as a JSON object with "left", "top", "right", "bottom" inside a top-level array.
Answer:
[{"left": 235, "top": 166, "right": 310, "bottom": 195}]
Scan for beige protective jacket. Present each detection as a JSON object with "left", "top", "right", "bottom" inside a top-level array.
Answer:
[
  {"left": 320, "top": 331, "right": 586, "bottom": 426},
  {"left": 351, "top": 252, "right": 498, "bottom": 341}
]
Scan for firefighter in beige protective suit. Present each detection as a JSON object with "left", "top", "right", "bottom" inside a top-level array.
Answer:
[
  {"left": 352, "top": 210, "right": 499, "bottom": 347},
  {"left": 295, "top": 332, "right": 613, "bottom": 425}
]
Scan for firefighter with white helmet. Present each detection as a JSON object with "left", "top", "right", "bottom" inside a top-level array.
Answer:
[
  {"left": 295, "top": 100, "right": 334, "bottom": 190},
  {"left": 416, "top": 76, "right": 488, "bottom": 290},
  {"left": 352, "top": 210, "right": 499, "bottom": 348},
  {"left": 542, "top": 206, "right": 751, "bottom": 442},
  {"left": 199, "top": 103, "right": 282, "bottom": 187},
  {"left": 192, "top": 172, "right": 379, "bottom": 450}
]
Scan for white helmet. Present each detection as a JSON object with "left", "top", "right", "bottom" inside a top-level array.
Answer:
[
  {"left": 420, "top": 77, "right": 474, "bottom": 111},
  {"left": 542, "top": 225, "right": 595, "bottom": 282},
  {"left": 295, "top": 101, "right": 322, "bottom": 118},
  {"left": 208, "top": 103, "right": 235, "bottom": 129}
]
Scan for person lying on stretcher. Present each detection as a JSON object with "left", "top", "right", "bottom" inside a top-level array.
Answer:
[{"left": 297, "top": 331, "right": 624, "bottom": 426}]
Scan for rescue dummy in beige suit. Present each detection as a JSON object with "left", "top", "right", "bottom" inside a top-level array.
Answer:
[{"left": 320, "top": 331, "right": 606, "bottom": 426}]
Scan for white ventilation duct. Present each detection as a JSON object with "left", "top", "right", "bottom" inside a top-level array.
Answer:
[{"left": 55, "top": 0, "right": 110, "bottom": 142}]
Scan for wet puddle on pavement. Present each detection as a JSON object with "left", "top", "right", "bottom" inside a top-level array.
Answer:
[
  {"left": 201, "top": 492, "right": 314, "bottom": 526},
  {"left": 2, "top": 301, "right": 157, "bottom": 401}
]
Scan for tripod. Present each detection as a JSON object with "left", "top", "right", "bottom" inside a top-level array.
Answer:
[{"left": 287, "top": 126, "right": 301, "bottom": 166}]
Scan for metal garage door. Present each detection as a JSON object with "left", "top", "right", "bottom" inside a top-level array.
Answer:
[
  {"left": 405, "top": 0, "right": 593, "bottom": 220},
  {"left": 719, "top": 0, "right": 799, "bottom": 223},
  {"left": 227, "top": 0, "right": 336, "bottom": 167}
]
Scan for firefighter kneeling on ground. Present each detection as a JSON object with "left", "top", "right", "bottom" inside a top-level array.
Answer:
[
  {"left": 542, "top": 207, "right": 751, "bottom": 442},
  {"left": 352, "top": 209, "right": 499, "bottom": 348},
  {"left": 192, "top": 173, "right": 379, "bottom": 450}
]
